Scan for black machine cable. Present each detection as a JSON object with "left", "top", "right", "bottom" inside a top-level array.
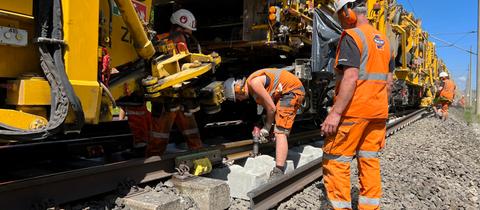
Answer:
[{"left": 0, "top": 0, "right": 85, "bottom": 140}]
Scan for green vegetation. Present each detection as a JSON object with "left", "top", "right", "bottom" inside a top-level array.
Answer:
[{"left": 463, "top": 106, "right": 480, "bottom": 124}]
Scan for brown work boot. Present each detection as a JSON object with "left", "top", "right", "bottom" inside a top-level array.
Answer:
[{"left": 268, "top": 167, "right": 284, "bottom": 182}]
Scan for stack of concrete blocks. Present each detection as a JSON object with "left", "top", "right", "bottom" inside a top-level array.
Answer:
[
  {"left": 209, "top": 142, "right": 323, "bottom": 200},
  {"left": 287, "top": 145, "right": 324, "bottom": 168}
]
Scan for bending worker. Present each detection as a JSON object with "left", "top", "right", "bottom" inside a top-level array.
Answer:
[
  {"left": 224, "top": 68, "right": 305, "bottom": 180},
  {"left": 146, "top": 9, "right": 203, "bottom": 156},
  {"left": 321, "top": 0, "right": 393, "bottom": 209},
  {"left": 433, "top": 72, "right": 456, "bottom": 121}
]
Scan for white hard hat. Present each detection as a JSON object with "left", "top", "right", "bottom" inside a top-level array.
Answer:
[
  {"left": 170, "top": 9, "right": 197, "bottom": 31},
  {"left": 223, "top": 78, "right": 236, "bottom": 101},
  {"left": 334, "top": 0, "right": 357, "bottom": 13},
  {"left": 439, "top": 72, "right": 448, "bottom": 78}
]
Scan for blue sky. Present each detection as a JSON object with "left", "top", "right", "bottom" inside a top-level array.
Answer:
[{"left": 396, "top": 0, "right": 477, "bottom": 92}]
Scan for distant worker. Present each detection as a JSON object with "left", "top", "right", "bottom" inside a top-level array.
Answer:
[
  {"left": 433, "top": 72, "right": 456, "bottom": 121},
  {"left": 146, "top": 9, "right": 203, "bottom": 156},
  {"left": 124, "top": 105, "right": 151, "bottom": 150},
  {"left": 156, "top": 9, "right": 201, "bottom": 53},
  {"left": 224, "top": 68, "right": 305, "bottom": 180},
  {"left": 321, "top": 0, "right": 393, "bottom": 209},
  {"left": 459, "top": 95, "right": 465, "bottom": 108}
]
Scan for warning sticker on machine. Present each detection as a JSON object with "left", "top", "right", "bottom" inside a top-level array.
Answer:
[
  {"left": 132, "top": 0, "right": 147, "bottom": 22},
  {"left": 112, "top": 0, "right": 147, "bottom": 22},
  {"left": 112, "top": 1, "right": 120, "bottom": 16}
]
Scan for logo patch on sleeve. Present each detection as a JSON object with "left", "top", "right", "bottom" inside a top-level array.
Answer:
[{"left": 373, "top": 35, "right": 385, "bottom": 50}]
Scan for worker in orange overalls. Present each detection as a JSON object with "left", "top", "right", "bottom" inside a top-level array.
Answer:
[
  {"left": 321, "top": 0, "right": 394, "bottom": 209},
  {"left": 224, "top": 68, "right": 305, "bottom": 180},
  {"left": 433, "top": 72, "right": 456, "bottom": 121},
  {"left": 459, "top": 95, "right": 465, "bottom": 108},
  {"left": 146, "top": 9, "right": 203, "bottom": 156}
]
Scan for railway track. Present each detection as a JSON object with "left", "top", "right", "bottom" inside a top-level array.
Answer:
[{"left": 0, "top": 109, "right": 429, "bottom": 210}]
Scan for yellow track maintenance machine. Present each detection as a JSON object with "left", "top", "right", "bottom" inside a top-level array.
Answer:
[
  {"left": 0, "top": 0, "right": 221, "bottom": 141},
  {"left": 186, "top": 0, "right": 448, "bottom": 114}
]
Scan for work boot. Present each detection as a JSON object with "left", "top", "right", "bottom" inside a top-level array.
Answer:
[{"left": 268, "top": 167, "right": 284, "bottom": 182}]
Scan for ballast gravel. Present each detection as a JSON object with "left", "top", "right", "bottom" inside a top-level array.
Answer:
[{"left": 276, "top": 108, "right": 480, "bottom": 210}]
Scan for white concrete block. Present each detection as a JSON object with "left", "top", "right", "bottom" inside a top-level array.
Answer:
[
  {"left": 123, "top": 191, "right": 183, "bottom": 210},
  {"left": 244, "top": 155, "right": 275, "bottom": 175},
  {"left": 284, "top": 160, "right": 295, "bottom": 174},
  {"left": 287, "top": 149, "right": 314, "bottom": 168},
  {"left": 227, "top": 165, "right": 269, "bottom": 199}
]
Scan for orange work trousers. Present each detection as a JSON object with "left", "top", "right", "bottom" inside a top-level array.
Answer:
[
  {"left": 146, "top": 110, "right": 203, "bottom": 157},
  {"left": 125, "top": 105, "right": 151, "bottom": 148},
  {"left": 322, "top": 117, "right": 386, "bottom": 210}
]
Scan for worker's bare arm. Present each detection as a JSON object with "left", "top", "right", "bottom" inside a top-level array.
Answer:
[
  {"left": 249, "top": 76, "right": 276, "bottom": 128},
  {"left": 321, "top": 67, "right": 358, "bottom": 136}
]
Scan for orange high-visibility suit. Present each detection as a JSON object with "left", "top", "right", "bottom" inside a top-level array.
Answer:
[
  {"left": 145, "top": 30, "right": 203, "bottom": 157},
  {"left": 323, "top": 23, "right": 391, "bottom": 210},
  {"left": 125, "top": 105, "right": 151, "bottom": 148},
  {"left": 437, "top": 79, "right": 456, "bottom": 113},
  {"left": 245, "top": 69, "right": 305, "bottom": 134},
  {"left": 146, "top": 103, "right": 203, "bottom": 156}
]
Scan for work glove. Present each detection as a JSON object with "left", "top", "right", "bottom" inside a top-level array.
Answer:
[{"left": 258, "top": 124, "right": 272, "bottom": 144}]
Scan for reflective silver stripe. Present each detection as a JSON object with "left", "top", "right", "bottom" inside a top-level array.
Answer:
[
  {"left": 341, "top": 121, "right": 355, "bottom": 126},
  {"left": 151, "top": 131, "right": 169, "bottom": 139},
  {"left": 264, "top": 69, "right": 282, "bottom": 96},
  {"left": 357, "top": 150, "right": 379, "bottom": 158},
  {"left": 127, "top": 111, "right": 145, "bottom": 116},
  {"left": 359, "top": 196, "right": 380, "bottom": 206},
  {"left": 352, "top": 28, "right": 388, "bottom": 81},
  {"left": 323, "top": 153, "right": 354, "bottom": 162},
  {"left": 353, "top": 28, "right": 369, "bottom": 80},
  {"left": 182, "top": 128, "right": 199, "bottom": 135},
  {"left": 359, "top": 73, "right": 388, "bottom": 81},
  {"left": 330, "top": 200, "right": 352, "bottom": 209}
]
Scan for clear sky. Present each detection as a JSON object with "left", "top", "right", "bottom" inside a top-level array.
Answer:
[{"left": 396, "top": 0, "right": 478, "bottom": 92}]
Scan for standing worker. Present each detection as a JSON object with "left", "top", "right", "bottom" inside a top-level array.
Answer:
[
  {"left": 433, "top": 72, "right": 456, "bottom": 121},
  {"left": 224, "top": 68, "right": 305, "bottom": 180},
  {"left": 146, "top": 9, "right": 203, "bottom": 156},
  {"left": 321, "top": 0, "right": 393, "bottom": 209}
]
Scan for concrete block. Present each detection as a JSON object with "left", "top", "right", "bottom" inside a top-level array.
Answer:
[
  {"left": 297, "top": 145, "right": 323, "bottom": 159},
  {"left": 243, "top": 155, "right": 275, "bottom": 174},
  {"left": 171, "top": 176, "right": 230, "bottom": 210},
  {"left": 287, "top": 149, "right": 314, "bottom": 168},
  {"left": 288, "top": 146, "right": 323, "bottom": 168},
  {"left": 123, "top": 191, "right": 183, "bottom": 210},
  {"left": 284, "top": 160, "right": 295, "bottom": 174},
  {"left": 227, "top": 165, "right": 269, "bottom": 199}
]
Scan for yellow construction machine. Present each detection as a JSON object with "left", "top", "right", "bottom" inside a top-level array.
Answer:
[{"left": 0, "top": 0, "right": 221, "bottom": 141}]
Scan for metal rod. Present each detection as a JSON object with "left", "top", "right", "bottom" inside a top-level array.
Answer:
[
  {"left": 476, "top": 0, "right": 480, "bottom": 115},
  {"left": 468, "top": 46, "right": 472, "bottom": 107}
]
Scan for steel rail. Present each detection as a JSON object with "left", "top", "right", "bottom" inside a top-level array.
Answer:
[
  {"left": 0, "top": 130, "right": 321, "bottom": 210},
  {"left": 386, "top": 108, "right": 428, "bottom": 136},
  {"left": 247, "top": 157, "right": 323, "bottom": 210}
]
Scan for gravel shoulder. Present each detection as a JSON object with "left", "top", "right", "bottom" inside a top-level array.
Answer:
[{"left": 278, "top": 109, "right": 480, "bottom": 209}]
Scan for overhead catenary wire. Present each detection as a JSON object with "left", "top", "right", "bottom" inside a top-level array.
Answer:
[
  {"left": 431, "top": 31, "right": 477, "bottom": 36},
  {"left": 429, "top": 34, "right": 478, "bottom": 55},
  {"left": 406, "top": 0, "right": 418, "bottom": 17}
]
